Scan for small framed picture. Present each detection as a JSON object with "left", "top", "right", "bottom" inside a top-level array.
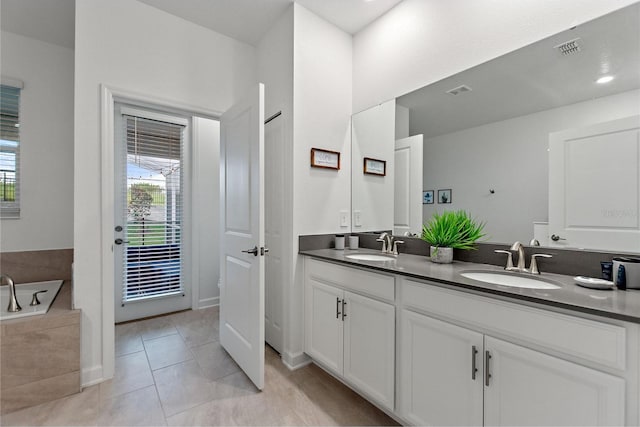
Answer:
[
  {"left": 311, "top": 148, "right": 340, "bottom": 170},
  {"left": 363, "top": 157, "right": 386, "bottom": 176},
  {"left": 438, "top": 189, "right": 452, "bottom": 204},
  {"left": 423, "top": 190, "right": 434, "bottom": 204}
]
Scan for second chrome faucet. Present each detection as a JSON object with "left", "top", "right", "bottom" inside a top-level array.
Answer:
[{"left": 495, "top": 241, "right": 552, "bottom": 275}]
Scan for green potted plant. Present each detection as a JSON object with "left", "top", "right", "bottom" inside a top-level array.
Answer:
[{"left": 421, "top": 210, "right": 486, "bottom": 263}]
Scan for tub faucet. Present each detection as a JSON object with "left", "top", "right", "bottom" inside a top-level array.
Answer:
[{"left": 1, "top": 274, "right": 21, "bottom": 312}]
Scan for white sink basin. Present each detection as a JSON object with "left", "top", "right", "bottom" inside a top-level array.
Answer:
[
  {"left": 460, "top": 272, "right": 561, "bottom": 289},
  {"left": 346, "top": 253, "right": 396, "bottom": 262}
]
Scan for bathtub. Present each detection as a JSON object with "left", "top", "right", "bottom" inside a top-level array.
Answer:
[{"left": 0, "top": 280, "right": 63, "bottom": 320}]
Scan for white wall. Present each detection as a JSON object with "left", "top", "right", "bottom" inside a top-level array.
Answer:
[
  {"left": 74, "top": 0, "right": 256, "bottom": 385},
  {"left": 0, "top": 31, "right": 74, "bottom": 252},
  {"left": 421, "top": 89, "right": 640, "bottom": 244},
  {"left": 351, "top": 99, "right": 395, "bottom": 232},
  {"left": 192, "top": 117, "right": 220, "bottom": 309},
  {"left": 352, "top": 0, "right": 638, "bottom": 112},
  {"left": 257, "top": 6, "right": 296, "bottom": 362},
  {"left": 289, "top": 3, "right": 353, "bottom": 365}
]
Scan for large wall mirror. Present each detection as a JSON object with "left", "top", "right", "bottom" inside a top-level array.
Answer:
[{"left": 351, "top": 3, "right": 640, "bottom": 254}]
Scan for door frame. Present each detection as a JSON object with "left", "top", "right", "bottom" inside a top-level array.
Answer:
[{"left": 100, "top": 85, "right": 221, "bottom": 380}]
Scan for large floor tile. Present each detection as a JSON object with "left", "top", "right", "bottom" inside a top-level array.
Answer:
[
  {"left": 114, "top": 322, "right": 144, "bottom": 357},
  {"left": 99, "top": 351, "right": 154, "bottom": 399},
  {"left": 144, "top": 334, "right": 192, "bottom": 371},
  {"left": 97, "top": 385, "right": 166, "bottom": 427},
  {"left": 191, "top": 341, "right": 240, "bottom": 381},
  {"left": 175, "top": 317, "right": 219, "bottom": 348},
  {"left": 138, "top": 316, "right": 178, "bottom": 341},
  {"left": 153, "top": 360, "right": 215, "bottom": 417},
  {"left": 166, "top": 399, "right": 237, "bottom": 427},
  {"left": 0, "top": 385, "right": 100, "bottom": 426}
]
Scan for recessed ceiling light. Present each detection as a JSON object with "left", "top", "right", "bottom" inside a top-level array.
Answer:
[{"left": 596, "top": 75, "right": 614, "bottom": 84}]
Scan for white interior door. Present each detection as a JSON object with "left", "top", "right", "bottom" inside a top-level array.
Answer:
[
  {"left": 219, "top": 83, "right": 265, "bottom": 390},
  {"left": 394, "top": 135, "right": 423, "bottom": 236},
  {"left": 265, "top": 114, "right": 284, "bottom": 354},
  {"left": 549, "top": 116, "right": 640, "bottom": 251}
]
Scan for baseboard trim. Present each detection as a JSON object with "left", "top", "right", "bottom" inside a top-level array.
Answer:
[
  {"left": 282, "top": 351, "right": 311, "bottom": 370},
  {"left": 81, "top": 365, "right": 104, "bottom": 387},
  {"left": 198, "top": 296, "right": 219, "bottom": 309}
]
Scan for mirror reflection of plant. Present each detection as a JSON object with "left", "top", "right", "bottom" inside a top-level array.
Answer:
[{"left": 422, "top": 210, "right": 486, "bottom": 250}]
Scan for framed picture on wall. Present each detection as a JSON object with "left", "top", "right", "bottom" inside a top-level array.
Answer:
[
  {"left": 423, "top": 190, "right": 434, "bottom": 204},
  {"left": 363, "top": 157, "right": 386, "bottom": 176},
  {"left": 438, "top": 189, "right": 452, "bottom": 204},
  {"left": 310, "top": 148, "right": 340, "bottom": 170}
]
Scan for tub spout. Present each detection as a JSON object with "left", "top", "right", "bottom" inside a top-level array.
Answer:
[{"left": 1, "top": 274, "right": 21, "bottom": 312}]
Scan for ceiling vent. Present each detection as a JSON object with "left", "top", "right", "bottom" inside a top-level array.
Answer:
[
  {"left": 446, "top": 85, "right": 472, "bottom": 96},
  {"left": 554, "top": 38, "right": 583, "bottom": 56}
]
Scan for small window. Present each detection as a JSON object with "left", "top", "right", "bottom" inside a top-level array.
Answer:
[{"left": 0, "top": 81, "right": 22, "bottom": 218}]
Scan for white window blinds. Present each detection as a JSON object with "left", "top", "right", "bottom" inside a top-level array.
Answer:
[
  {"left": 122, "top": 114, "right": 185, "bottom": 302},
  {"left": 0, "top": 83, "right": 21, "bottom": 218}
]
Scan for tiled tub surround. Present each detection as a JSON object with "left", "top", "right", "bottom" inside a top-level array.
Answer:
[
  {"left": 0, "top": 282, "right": 80, "bottom": 414},
  {"left": 0, "top": 249, "right": 73, "bottom": 283}
]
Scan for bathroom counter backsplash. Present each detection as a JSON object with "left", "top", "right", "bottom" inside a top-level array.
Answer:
[{"left": 300, "top": 248, "right": 640, "bottom": 324}]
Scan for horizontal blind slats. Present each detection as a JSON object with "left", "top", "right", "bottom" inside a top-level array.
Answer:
[{"left": 122, "top": 114, "right": 185, "bottom": 303}]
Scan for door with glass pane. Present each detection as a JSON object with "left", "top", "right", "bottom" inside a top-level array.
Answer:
[{"left": 114, "top": 105, "right": 191, "bottom": 322}]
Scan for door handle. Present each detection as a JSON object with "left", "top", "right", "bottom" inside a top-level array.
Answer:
[
  {"left": 551, "top": 234, "right": 566, "bottom": 242},
  {"left": 485, "top": 350, "right": 492, "bottom": 386},
  {"left": 114, "top": 238, "right": 129, "bottom": 245},
  {"left": 242, "top": 246, "right": 259, "bottom": 256},
  {"left": 471, "top": 345, "right": 478, "bottom": 380},
  {"left": 336, "top": 297, "right": 341, "bottom": 319}
]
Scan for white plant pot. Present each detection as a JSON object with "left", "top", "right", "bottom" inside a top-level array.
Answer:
[{"left": 430, "top": 246, "right": 453, "bottom": 264}]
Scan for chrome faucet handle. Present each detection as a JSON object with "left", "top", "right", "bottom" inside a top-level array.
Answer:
[
  {"left": 530, "top": 239, "right": 540, "bottom": 246},
  {"left": 392, "top": 240, "right": 404, "bottom": 255},
  {"left": 30, "top": 290, "right": 48, "bottom": 306},
  {"left": 494, "top": 250, "right": 514, "bottom": 270},
  {"left": 530, "top": 254, "right": 552, "bottom": 275}
]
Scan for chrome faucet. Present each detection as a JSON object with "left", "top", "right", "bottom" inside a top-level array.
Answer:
[
  {"left": 376, "top": 232, "right": 394, "bottom": 254},
  {"left": 1, "top": 274, "right": 21, "bottom": 312},
  {"left": 495, "top": 242, "right": 552, "bottom": 274},
  {"left": 510, "top": 241, "right": 527, "bottom": 272}
]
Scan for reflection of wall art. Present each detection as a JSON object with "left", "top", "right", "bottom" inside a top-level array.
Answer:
[
  {"left": 423, "top": 190, "right": 434, "bottom": 204},
  {"left": 363, "top": 157, "right": 386, "bottom": 176},
  {"left": 438, "top": 189, "right": 452, "bottom": 204},
  {"left": 311, "top": 148, "right": 340, "bottom": 170}
]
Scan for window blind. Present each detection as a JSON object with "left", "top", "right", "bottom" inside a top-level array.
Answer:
[
  {"left": 122, "top": 114, "right": 185, "bottom": 302},
  {"left": 0, "top": 84, "right": 21, "bottom": 217}
]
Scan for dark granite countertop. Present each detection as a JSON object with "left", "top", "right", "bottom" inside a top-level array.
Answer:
[{"left": 300, "top": 248, "right": 640, "bottom": 324}]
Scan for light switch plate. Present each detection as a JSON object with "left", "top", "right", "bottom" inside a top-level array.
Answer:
[
  {"left": 339, "top": 210, "right": 349, "bottom": 227},
  {"left": 354, "top": 210, "right": 362, "bottom": 227}
]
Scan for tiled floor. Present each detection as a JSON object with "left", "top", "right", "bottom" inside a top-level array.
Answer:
[{"left": 1, "top": 307, "right": 398, "bottom": 426}]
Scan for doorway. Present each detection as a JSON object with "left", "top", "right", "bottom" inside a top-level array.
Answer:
[{"left": 114, "top": 104, "right": 192, "bottom": 322}]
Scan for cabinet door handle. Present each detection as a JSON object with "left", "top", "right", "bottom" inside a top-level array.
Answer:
[
  {"left": 485, "top": 350, "right": 492, "bottom": 387},
  {"left": 471, "top": 345, "right": 478, "bottom": 380},
  {"left": 341, "top": 299, "right": 347, "bottom": 321},
  {"left": 336, "top": 297, "right": 341, "bottom": 319}
]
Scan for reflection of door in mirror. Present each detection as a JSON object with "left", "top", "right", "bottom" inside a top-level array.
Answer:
[
  {"left": 549, "top": 115, "right": 640, "bottom": 252},
  {"left": 394, "top": 135, "right": 423, "bottom": 236}
]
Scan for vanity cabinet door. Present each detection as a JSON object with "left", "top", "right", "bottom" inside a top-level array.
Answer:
[
  {"left": 304, "top": 279, "right": 344, "bottom": 375},
  {"left": 400, "top": 310, "right": 484, "bottom": 426},
  {"left": 343, "top": 291, "right": 395, "bottom": 411},
  {"left": 483, "top": 336, "right": 625, "bottom": 426}
]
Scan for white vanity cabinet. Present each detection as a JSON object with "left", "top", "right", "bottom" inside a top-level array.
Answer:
[
  {"left": 401, "top": 310, "right": 625, "bottom": 426},
  {"left": 304, "top": 258, "right": 395, "bottom": 411},
  {"left": 400, "top": 278, "right": 629, "bottom": 426}
]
